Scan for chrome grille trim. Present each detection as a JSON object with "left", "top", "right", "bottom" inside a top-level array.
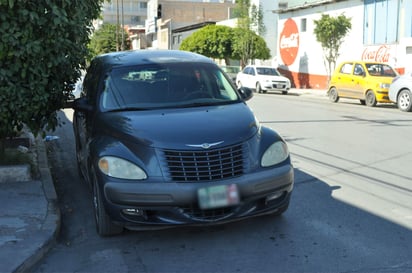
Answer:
[{"left": 163, "top": 144, "right": 244, "bottom": 182}]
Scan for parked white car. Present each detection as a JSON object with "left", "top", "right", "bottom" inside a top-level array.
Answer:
[
  {"left": 389, "top": 72, "right": 412, "bottom": 112},
  {"left": 236, "top": 65, "right": 291, "bottom": 94}
]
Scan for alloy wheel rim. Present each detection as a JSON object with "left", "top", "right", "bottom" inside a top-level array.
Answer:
[{"left": 399, "top": 93, "right": 410, "bottom": 110}]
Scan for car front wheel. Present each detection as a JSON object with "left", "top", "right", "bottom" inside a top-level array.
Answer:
[
  {"left": 256, "top": 82, "right": 262, "bottom": 93},
  {"left": 397, "top": 89, "right": 412, "bottom": 112},
  {"left": 365, "top": 90, "right": 377, "bottom": 107},
  {"left": 92, "top": 168, "right": 123, "bottom": 236},
  {"left": 328, "top": 87, "right": 339, "bottom": 102}
]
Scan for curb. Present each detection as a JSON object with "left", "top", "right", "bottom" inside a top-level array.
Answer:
[{"left": 13, "top": 136, "right": 61, "bottom": 273}]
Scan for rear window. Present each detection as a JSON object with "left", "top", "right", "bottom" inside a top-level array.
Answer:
[{"left": 340, "top": 63, "right": 353, "bottom": 74}]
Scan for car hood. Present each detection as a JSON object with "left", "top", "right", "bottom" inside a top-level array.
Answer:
[{"left": 96, "top": 103, "right": 259, "bottom": 149}]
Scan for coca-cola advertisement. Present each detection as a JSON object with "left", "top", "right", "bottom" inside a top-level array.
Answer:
[
  {"left": 361, "top": 45, "right": 392, "bottom": 63},
  {"left": 279, "top": 18, "right": 299, "bottom": 66}
]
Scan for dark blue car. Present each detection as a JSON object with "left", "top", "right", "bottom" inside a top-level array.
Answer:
[{"left": 71, "top": 50, "right": 294, "bottom": 236}]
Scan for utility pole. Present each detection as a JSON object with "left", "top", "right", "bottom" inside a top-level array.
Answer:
[
  {"left": 121, "top": 0, "right": 124, "bottom": 51},
  {"left": 116, "top": 0, "right": 120, "bottom": 51}
]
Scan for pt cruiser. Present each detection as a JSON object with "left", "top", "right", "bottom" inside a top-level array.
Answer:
[{"left": 71, "top": 50, "right": 294, "bottom": 236}]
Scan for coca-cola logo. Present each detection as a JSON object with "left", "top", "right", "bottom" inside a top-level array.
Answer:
[
  {"left": 362, "top": 45, "right": 391, "bottom": 63},
  {"left": 279, "top": 19, "right": 299, "bottom": 66}
]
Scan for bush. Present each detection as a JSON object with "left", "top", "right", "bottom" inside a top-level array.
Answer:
[{"left": 0, "top": 0, "right": 103, "bottom": 151}]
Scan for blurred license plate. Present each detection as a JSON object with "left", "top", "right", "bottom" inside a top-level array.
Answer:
[
  {"left": 276, "top": 84, "right": 284, "bottom": 88},
  {"left": 198, "top": 184, "right": 239, "bottom": 209}
]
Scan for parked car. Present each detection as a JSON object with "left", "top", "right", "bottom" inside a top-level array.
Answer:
[
  {"left": 236, "top": 65, "right": 291, "bottom": 94},
  {"left": 220, "top": 65, "right": 240, "bottom": 83},
  {"left": 328, "top": 61, "right": 398, "bottom": 107},
  {"left": 70, "top": 50, "right": 294, "bottom": 236},
  {"left": 389, "top": 72, "right": 412, "bottom": 112}
]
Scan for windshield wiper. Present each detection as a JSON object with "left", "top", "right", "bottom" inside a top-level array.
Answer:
[
  {"left": 107, "top": 107, "right": 151, "bottom": 112},
  {"left": 177, "top": 100, "right": 236, "bottom": 108}
]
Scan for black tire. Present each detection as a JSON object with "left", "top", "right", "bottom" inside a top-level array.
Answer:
[
  {"left": 365, "top": 90, "right": 377, "bottom": 107},
  {"left": 256, "top": 82, "right": 262, "bottom": 93},
  {"left": 328, "top": 87, "right": 339, "bottom": 102},
  {"left": 282, "top": 91, "right": 288, "bottom": 95},
  {"left": 397, "top": 89, "right": 412, "bottom": 112},
  {"left": 360, "top": 99, "right": 366, "bottom": 105},
  {"left": 92, "top": 168, "right": 123, "bottom": 236}
]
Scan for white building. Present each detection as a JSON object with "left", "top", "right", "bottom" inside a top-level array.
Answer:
[{"left": 274, "top": 0, "right": 412, "bottom": 89}]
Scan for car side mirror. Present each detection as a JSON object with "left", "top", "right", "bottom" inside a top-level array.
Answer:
[
  {"left": 70, "top": 97, "right": 94, "bottom": 112},
  {"left": 238, "top": 87, "right": 253, "bottom": 101}
]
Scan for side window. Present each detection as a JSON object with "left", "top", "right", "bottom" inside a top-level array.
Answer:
[
  {"left": 354, "top": 64, "right": 365, "bottom": 76},
  {"left": 83, "top": 60, "right": 101, "bottom": 103},
  {"left": 244, "top": 67, "right": 251, "bottom": 75},
  {"left": 340, "top": 63, "right": 353, "bottom": 74}
]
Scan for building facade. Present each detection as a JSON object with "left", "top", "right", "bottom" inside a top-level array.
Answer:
[
  {"left": 146, "top": 0, "right": 236, "bottom": 49},
  {"left": 275, "top": 0, "right": 412, "bottom": 89}
]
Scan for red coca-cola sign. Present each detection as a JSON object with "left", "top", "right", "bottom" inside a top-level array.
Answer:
[
  {"left": 279, "top": 19, "right": 299, "bottom": 66},
  {"left": 361, "top": 45, "right": 391, "bottom": 63}
]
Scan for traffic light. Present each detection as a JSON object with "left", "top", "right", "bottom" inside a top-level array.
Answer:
[{"left": 157, "top": 4, "right": 162, "bottom": 18}]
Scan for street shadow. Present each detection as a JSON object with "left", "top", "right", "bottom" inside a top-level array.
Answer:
[{"left": 47, "top": 109, "right": 412, "bottom": 273}]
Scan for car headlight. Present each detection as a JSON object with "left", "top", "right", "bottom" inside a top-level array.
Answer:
[
  {"left": 379, "top": 83, "right": 390, "bottom": 89},
  {"left": 261, "top": 141, "right": 289, "bottom": 167},
  {"left": 98, "top": 156, "right": 147, "bottom": 180}
]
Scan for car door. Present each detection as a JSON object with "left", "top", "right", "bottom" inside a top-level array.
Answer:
[
  {"left": 349, "top": 63, "right": 366, "bottom": 99},
  {"left": 73, "top": 61, "right": 101, "bottom": 183},
  {"left": 335, "top": 62, "right": 354, "bottom": 97},
  {"left": 242, "top": 67, "right": 254, "bottom": 89}
]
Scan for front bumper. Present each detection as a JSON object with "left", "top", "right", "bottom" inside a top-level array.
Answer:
[
  {"left": 102, "top": 164, "right": 294, "bottom": 229},
  {"left": 375, "top": 90, "right": 391, "bottom": 102},
  {"left": 263, "top": 82, "right": 290, "bottom": 91}
]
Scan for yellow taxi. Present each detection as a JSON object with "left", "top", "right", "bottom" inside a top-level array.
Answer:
[{"left": 328, "top": 61, "right": 398, "bottom": 107}]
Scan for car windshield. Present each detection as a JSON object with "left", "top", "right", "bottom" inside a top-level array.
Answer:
[
  {"left": 256, "top": 67, "right": 280, "bottom": 76},
  {"left": 365, "top": 63, "right": 398, "bottom": 77},
  {"left": 100, "top": 62, "right": 240, "bottom": 111}
]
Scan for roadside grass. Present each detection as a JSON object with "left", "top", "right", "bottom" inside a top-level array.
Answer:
[
  {"left": 0, "top": 146, "right": 38, "bottom": 179},
  {"left": 0, "top": 148, "right": 33, "bottom": 165}
]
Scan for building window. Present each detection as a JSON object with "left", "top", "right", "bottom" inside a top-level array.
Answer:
[
  {"left": 301, "top": 18, "right": 307, "bottom": 32},
  {"left": 364, "top": 0, "right": 399, "bottom": 44}
]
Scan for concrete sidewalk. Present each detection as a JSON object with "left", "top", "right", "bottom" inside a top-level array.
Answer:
[
  {"left": 0, "top": 136, "right": 60, "bottom": 273},
  {"left": 0, "top": 88, "right": 325, "bottom": 273}
]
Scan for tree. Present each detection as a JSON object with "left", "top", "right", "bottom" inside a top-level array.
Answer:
[
  {"left": 233, "top": 0, "right": 267, "bottom": 67},
  {"left": 0, "top": 0, "right": 103, "bottom": 152},
  {"left": 88, "top": 23, "right": 130, "bottom": 60},
  {"left": 231, "top": 28, "right": 270, "bottom": 67},
  {"left": 313, "top": 13, "right": 352, "bottom": 81},
  {"left": 179, "top": 25, "right": 233, "bottom": 65},
  {"left": 179, "top": 25, "right": 270, "bottom": 66}
]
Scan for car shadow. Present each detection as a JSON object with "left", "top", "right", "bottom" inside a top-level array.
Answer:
[{"left": 52, "top": 109, "right": 412, "bottom": 273}]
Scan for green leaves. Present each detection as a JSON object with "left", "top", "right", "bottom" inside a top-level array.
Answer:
[
  {"left": 180, "top": 25, "right": 270, "bottom": 65},
  {"left": 313, "top": 13, "right": 352, "bottom": 77},
  {"left": 88, "top": 23, "right": 130, "bottom": 59},
  {"left": 0, "top": 0, "right": 104, "bottom": 141}
]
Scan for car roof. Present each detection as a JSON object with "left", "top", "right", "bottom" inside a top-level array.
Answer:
[
  {"left": 247, "top": 65, "right": 276, "bottom": 68},
  {"left": 338, "top": 61, "right": 392, "bottom": 65},
  {"left": 94, "top": 50, "right": 215, "bottom": 68}
]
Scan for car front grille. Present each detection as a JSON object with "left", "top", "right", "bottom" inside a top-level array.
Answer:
[
  {"left": 181, "top": 205, "right": 236, "bottom": 222},
  {"left": 162, "top": 144, "right": 245, "bottom": 182}
]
